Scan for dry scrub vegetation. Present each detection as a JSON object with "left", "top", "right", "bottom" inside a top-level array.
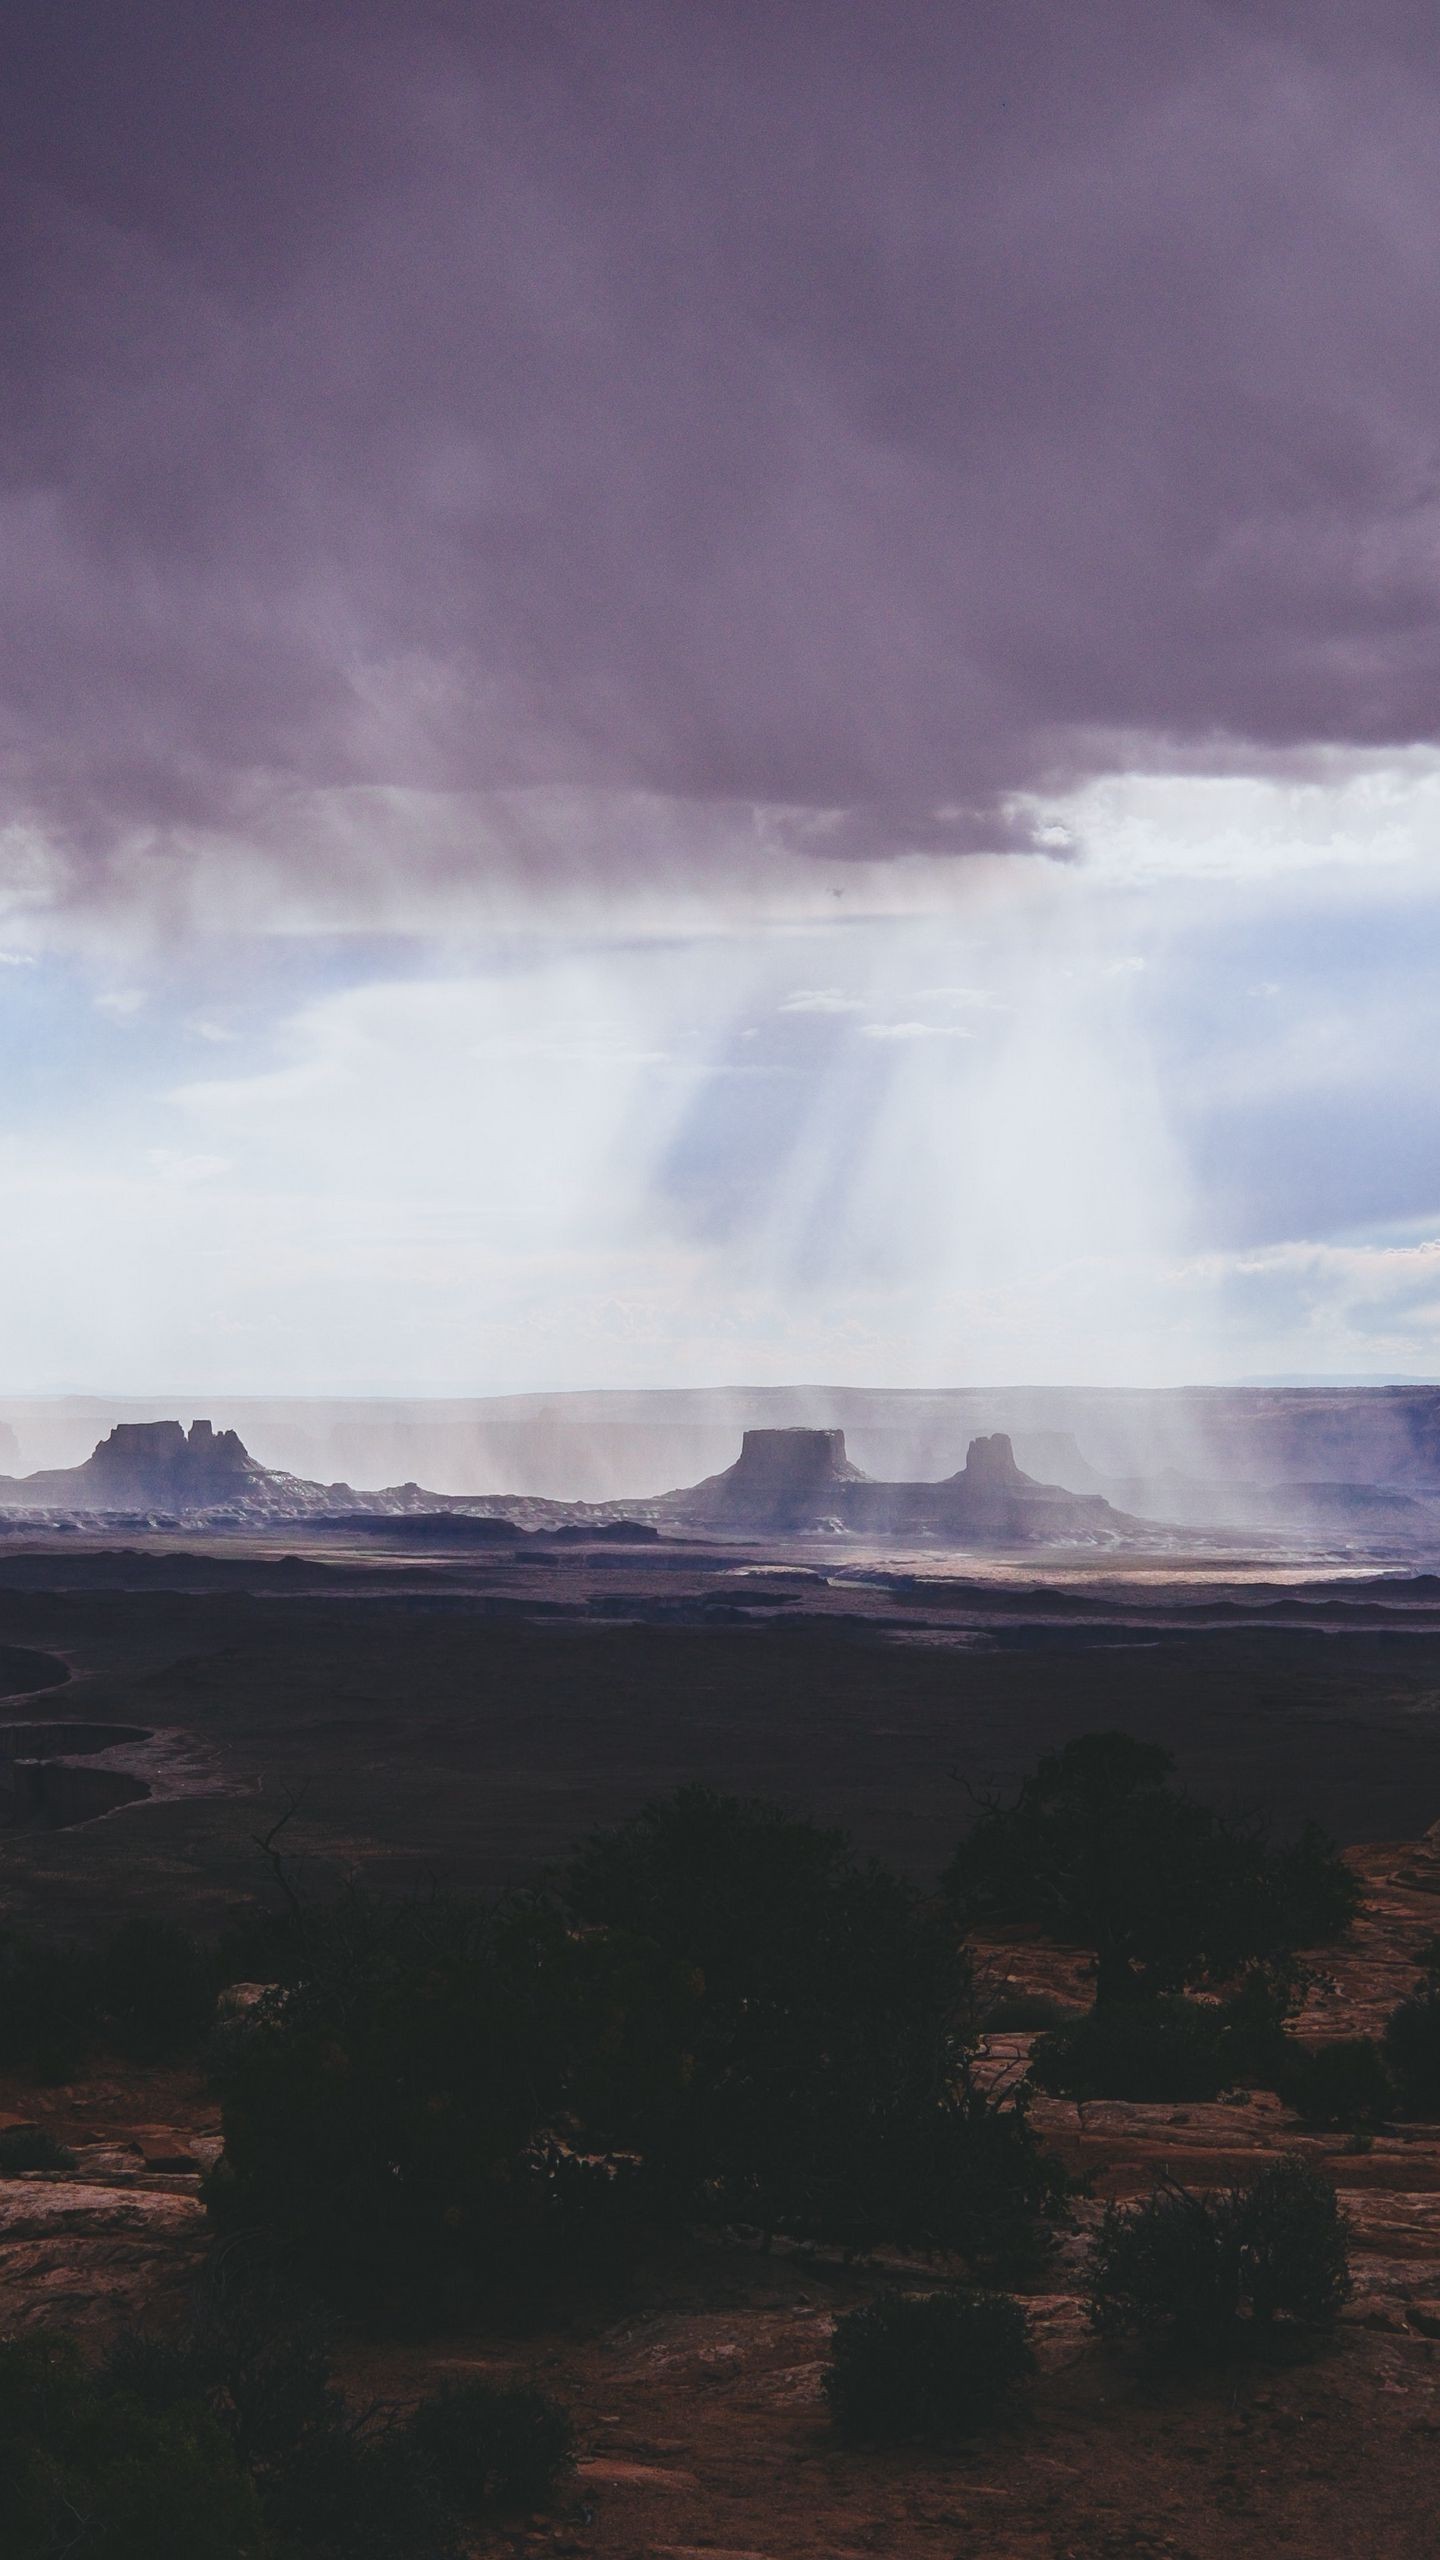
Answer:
[{"left": 5, "top": 1738, "right": 1440, "bottom": 2556}]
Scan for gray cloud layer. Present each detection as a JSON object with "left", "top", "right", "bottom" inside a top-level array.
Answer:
[{"left": 5, "top": 0, "right": 1440, "bottom": 890}]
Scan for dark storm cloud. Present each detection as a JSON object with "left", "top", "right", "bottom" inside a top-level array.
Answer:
[{"left": 4, "top": 0, "right": 1440, "bottom": 890}]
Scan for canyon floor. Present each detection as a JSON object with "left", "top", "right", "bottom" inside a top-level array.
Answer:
[{"left": 2, "top": 1521, "right": 1440, "bottom": 1931}]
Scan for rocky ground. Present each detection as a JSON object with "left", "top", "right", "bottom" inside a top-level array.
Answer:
[{"left": 2, "top": 1835, "right": 1440, "bottom": 2556}]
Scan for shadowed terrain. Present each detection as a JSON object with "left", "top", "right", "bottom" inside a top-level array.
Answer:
[{"left": 0, "top": 1520, "right": 1436, "bottom": 1931}]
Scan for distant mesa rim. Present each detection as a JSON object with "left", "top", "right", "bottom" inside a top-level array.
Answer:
[
  {"left": 1, "top": 1404, "right": 1435, "bottom": 1554},
  {"left": 0, "top": 1416, "right": 1172, "bottom": 1548}
]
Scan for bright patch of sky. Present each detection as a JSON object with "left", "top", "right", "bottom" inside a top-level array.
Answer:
[{"left": 1, "top": 760, "right": 1439, "bottom": 1394}]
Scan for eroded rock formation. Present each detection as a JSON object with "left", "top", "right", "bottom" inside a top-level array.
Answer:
[
  {"left": 678, "top": 1427, "right": 862, "bottom": 1528},
  {"left": 665, "top": 1427, "right": 1144, "bottom": 1545},
  {"left": 0, "top": 1414, "right": 1145, "bottom": 1547},
  {"left": 2, "top": 1420, "right": 264, "bottom": 1512},
  {"left": 0, "top": 1420, "right": 379, "bottom": 1524}
]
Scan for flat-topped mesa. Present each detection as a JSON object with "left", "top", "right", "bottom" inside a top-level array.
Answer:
[
  {"left": 88, "top": 1420, "right": 187, "bottom": 1476},
  {"left": 730, "top": 1427, "right": 859, "bottom": 1493},
  {"left": 958, "top": 1431, "right": 1025, "bottom": 1490},
  {"left": 684, "top": 1426, "right": 862, "bottom": 1526},
  {"left": 665, "top": 1423, "right": 1139, "bottom": 1546}
]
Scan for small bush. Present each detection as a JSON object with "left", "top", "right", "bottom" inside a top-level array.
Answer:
[
  {"left": 97, "top": 1917, "right": 223, "bottom": 2062},
  {"left": 105, "top": 2270, "right": 575, "bottom": 2557},
  {"left": 1087, "top": 2156, "right": 1351, "bottom": 2353},
  {"left": 1030, "top": 1995, "right": 1231, "bottom": 2103},
  {"left": 1266, "top": 1823, "right": 1366, "bottom": 1951},
  {"left": 0, "top": 2125, "right": 77, "bottom": 2173},
  {"left": 1241, "top": 2159, "right": 1352, "bottom": 2329},
  {"left": 823, "top": 2290, "right": 1033, "bottom": 2443},
  {"left": 1276, "top": 2037, "right": 1394, "bottom": 2130},
  {"left": 0, "top": 2334, "right": 267, "bottom": 2560},
  {"left": 1384, "top": 1979, "right": 1440, "bottom": 2117},
  {"left": 1215, "top": 1963, "right": 1300, "bottom": 2084},
  {"left": 405, "top": 2376, "right": 573, "bottom": 2512},
  {"left": 210, "top": 1886, "right": 697, "bottom": 2320},
  {"left": 980, "top": 1990, "right": 1073, "bottom": 2033},
  {"left": 1029, "top": 1971, "right": 1300, "bottom": 2106},
  {"left": 215, "top": 1798, "right": 1068, "bottom": 2313},
  {"left": 946, "top": 1733, "right": 1359, "bottom": 2004},
  {"left": 137, "top": 2268, "right": 347, "bottom": 2473},
  {"left": 261, "top": 2426, "right": 458, "bottom": 2560},
  {"left": 564, "top": 1786, "right": 1066, "bottom": 2267},
  {"left": 0, "top": 1929, "right": 96, "bottom": 2080},
  {"left": 0, "top": 1915, "right": 231, "bottom": 2079}
]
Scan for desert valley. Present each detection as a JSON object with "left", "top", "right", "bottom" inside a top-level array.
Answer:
[{"left": 0, "top": 1389, "right": 1438, "bottom": 2553}]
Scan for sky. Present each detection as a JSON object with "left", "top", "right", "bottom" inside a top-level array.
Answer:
[{"left": 3, "top": 0, "right": 1440, "bottom": 1395}]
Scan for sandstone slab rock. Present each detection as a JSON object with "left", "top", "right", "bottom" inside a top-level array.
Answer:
[{"left": 0, "top": 2173, "right": 206, "bottom": 2337}]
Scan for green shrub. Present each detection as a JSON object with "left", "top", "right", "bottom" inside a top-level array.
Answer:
[
  {"left": 1030, "top": 1972, "right": 1299, "bottom": 2105},
  {"left": 947, "top": 1733, "right": 1359, "bottom": 2003},
  {"left": 120, "top": 2267, "right": 347, "bottom": 2474},
  {"left": 0, "top": 1929, "right": 96, "bottom": 2080},
  {"left": 778, "top": 2067, "right": 1068, "bottom": 2280},
  {"left": 1030, "top": 1995, "right": 1231, "bottom": 2103},
  {"left": 1240, "top": 2159, "right": 1352, "bottom": 2327},
  {"left": 564, "top": 1787, "right": 1065, "bottom": 2266},
  {"left": 1276, "top": 2037, "right": 1394, "bottom": 2130},
  {"left": 210, "top": 1886, "right": 697, "bottom": 2319},
  {"left": 0, "top": 2126, "right": 77, "bottom": 2173},
  {"left": 1087, "top": 2156, "right": 1351, "bottom": 2353},
  {"left": 1384, "top": 1978, "right": 1440, "bottom": 2117},
  {"left": 0, "top": 1915, "right": 230, "bottom": 2078},
  {"left": 260, "top": 2426, "right": 458, "bottom": 2560},
  {"left": 404, "top": 2376, "right": 573, "bottom": 2512},
  {"left": 823, "top": 2290, "right": 1033, "bottom": 2443},
  {"left": 1214, "top": 1962, "right": 1301, "bottom": 2083},
  {"left": 106, "top": 2271, "right": 574, "bottom": 2557},
  {"left": 211, "top": 1791, "right": 1068, "bottom": 2308},
  {"left": 97, "top": 1917, "right": 223, "bottom": 2062},
  {"left": 980, "top": 1990, "right": 1073, "bottom": 2033},
  {"left": 0, "top": 2334, "right": 268, "bottom": 2560}
]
